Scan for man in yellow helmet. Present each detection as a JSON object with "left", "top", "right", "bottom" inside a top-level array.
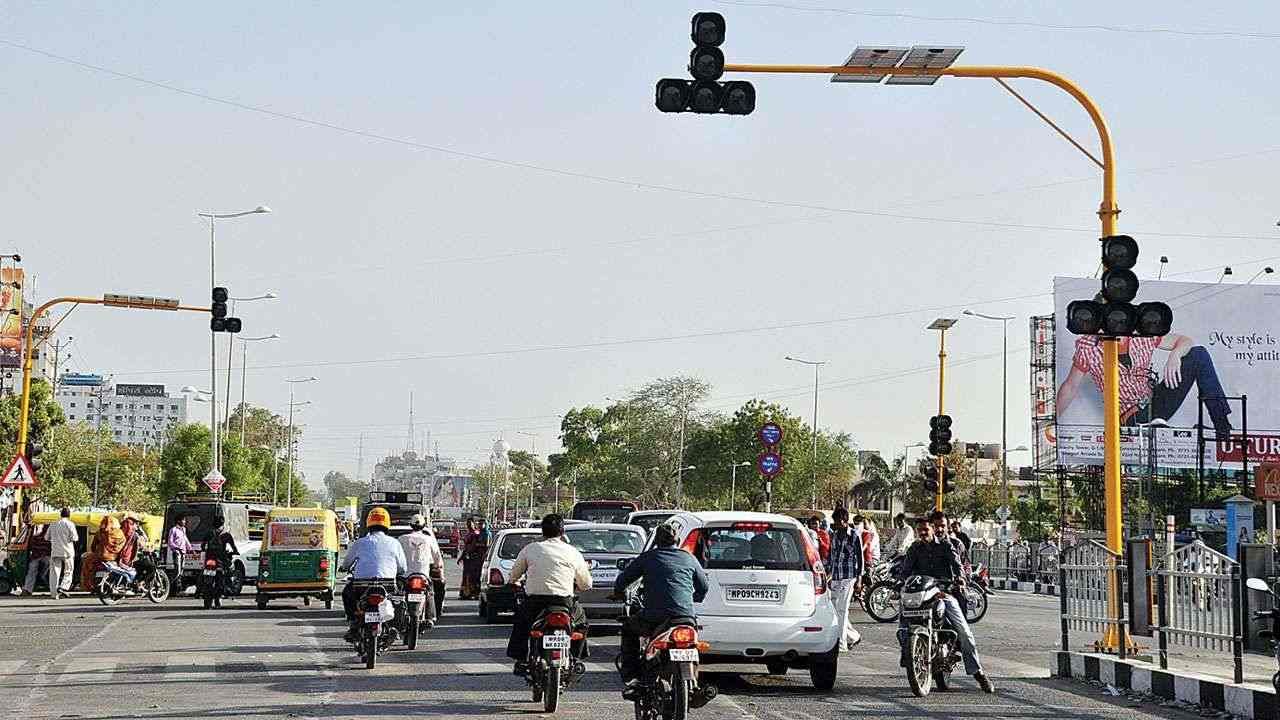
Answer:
[{"left": 338, "top": 507, "right": 407, "bottom": 642}]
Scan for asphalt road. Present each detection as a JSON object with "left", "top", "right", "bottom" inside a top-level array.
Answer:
[{"left": 0, "top": 566, "right": 1201, "bottom": 720}]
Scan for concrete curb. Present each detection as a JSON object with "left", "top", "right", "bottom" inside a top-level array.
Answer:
[
  {"left": 1053, "top": 650, "right": 1275, "bottom": 719},
  {"left": 992, "top": 577, "right": 1057, "bottom": 596}
]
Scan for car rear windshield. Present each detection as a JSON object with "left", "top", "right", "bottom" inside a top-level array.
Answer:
[
  {"left": 433, "top": 522, "right": 456, "bottom": 537},
  {"left": 498, "top": 533, "right": 539, "bottom": 560},
  {"left": 695, "top": 525, "right": 810, "bottom": 571},
  {"left": 565, "top": 528, "right": 644, "bottom": 554},
  {"left": 629, "top": 514, "right": 674, "bottom": 534}
]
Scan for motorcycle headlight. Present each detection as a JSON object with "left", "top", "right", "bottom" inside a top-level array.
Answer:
[{"left": 901, "top": 591, "right": 927, "bottom": 609}]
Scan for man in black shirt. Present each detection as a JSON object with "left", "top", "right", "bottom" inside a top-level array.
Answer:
[{"left": 897, "top": 516, "right": 993, "bottom": 693}]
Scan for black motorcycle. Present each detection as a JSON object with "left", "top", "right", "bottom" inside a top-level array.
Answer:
[
  {"left": 198, "top": 558, "right": 228, "bottom": 609},
  {"left": 403, "top": 573, "right": 430, "bottom": 650},
  {"left": 526, "top": 604, "right": 586, "bottom": 713},
  {"left": 899, "top": 575, "right": 963, "bottom": 697},
  {"left": 94, "top": 550, "right": 170, "bottom": 606},
  {"left": 626, "top": 616, "right": 716, "bottom": 720},
  {"left": 349, "top": 577, "right": 403, "bottom": 669},
  {"left": 1246, "top": 577, "right": 1280, "bottom": 696}
]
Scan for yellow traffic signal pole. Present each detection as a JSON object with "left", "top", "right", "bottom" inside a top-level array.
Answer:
[
  {"left": 722, "top": 61, "right": 1126, "bottom": 651},
  {"left": 11, "top": 295, "right": 209, "bottom": 533},
  {"left": 936, "top": 327, "right": 948, "bottom": 512}
]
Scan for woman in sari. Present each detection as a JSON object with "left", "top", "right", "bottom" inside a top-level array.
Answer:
[
  {"left": 80, "top": 516, "right": 126, "bottom": 590},
  {"left": 458, "top": 519, "right": 481, "bottom": 599},
  {"left": 118, "top": 516, "right": 144, "bottom": 567}
]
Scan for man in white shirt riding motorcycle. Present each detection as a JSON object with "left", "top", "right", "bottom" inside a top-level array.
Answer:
[
  {"left": 505, "top": 514, "right": 592, "bottom": 677},
  {"left": 399, "top": 513, "right": 444, "bottom": 631}
]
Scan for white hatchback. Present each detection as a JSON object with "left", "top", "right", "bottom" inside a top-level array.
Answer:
[{"left": 664, "top": 511, "right": 841, "bottom": 690}]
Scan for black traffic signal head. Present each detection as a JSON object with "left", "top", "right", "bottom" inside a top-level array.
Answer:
[
  {"left": 721, "top": 81, "right": 755, "bottom": 114},
  {"left": 688, "top": 45, "right": 725, "bottom": 81},
  {"left": 1066, "top": 300, "right": 1104, "bottom": 335},
  {"left": 1102, "top": 302, "right": 1138, "bottom": 336},
  {"left": 929, "top": 414, "right": 952, "bottom": 431},
  {"left": 690, "top": 12, "right": 726, "bottom": 46},
  {"left": 212, "top": 287, "right": 229, "bottom": 304},
  {"left": 1101, "top": 269, "right": 1139, "bottom": 304},
  {"left": 1136, "top": 302, "right": 1174, "bottom": 337},
  {"left": 1101, "top": 235, "right": 1139, "bottom": 270},
  {"left": 688, "top": 80, "right": 723, "bottom": 113},
  {"left": 656, "top": 79, "right": 690, "bottom": 113},
  {"left": 25, "top": 440, "right": 43, "bottom": 472},
  {"left": 942, "top": 466, "right": 956, "bottom": 493}
]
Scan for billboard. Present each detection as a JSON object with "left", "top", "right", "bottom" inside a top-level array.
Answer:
[
  {"left": 61, "top": 373, "right": 105, "bottom": 387},
  {"left": 1053, "top": 276, "right": 1280, "bottom": 468},
  {"left": 116, "top": 383, "right": 165, "bottom": 397},
  {"left": 0, "top": 268, "right": 22, "bottom": 369},
  {"left": 428, "top": 474, "right": 469, "bottom": 509}
]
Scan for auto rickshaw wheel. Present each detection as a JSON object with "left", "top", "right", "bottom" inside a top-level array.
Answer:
[
  {"left": 256, "top": 595, "right": 268, "bottom": 610},
  {"left": 304, "top": 596, "right": 311, "bottom": 607},
  {"left": 325, "top": 596, "right": 333, "bottom": 610}
]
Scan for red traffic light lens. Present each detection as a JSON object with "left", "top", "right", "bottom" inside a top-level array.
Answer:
[
  {"left": 1101, "top": 269, "right": 1139, "bottom": 303},
  {"left": 688, "top": 46, "right": 724, "bottom": 81},
  {"left": 1101, "top": 235, "right": 1139, "bottom": 271},
  {"left": 690, "top": 12, "right": 726, "bottom": 47},
  {"left": 655, "top": 79, "right": 690, "bottom": 113}
]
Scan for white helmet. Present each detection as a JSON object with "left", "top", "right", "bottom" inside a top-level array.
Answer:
[{"left": 409, "top": 513, "right": 426, "bottom": 529}]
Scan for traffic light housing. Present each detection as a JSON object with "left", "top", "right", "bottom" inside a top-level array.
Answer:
[
  {"left": 1067, "top": 235, "right": 1172, "bottom": 338},
  {"left": 210, "top": 287, "right": 242, "bottom": 333},
  {"left": 922, "top": 463, "right": 956, "bottom": 494},
  {"left": 655, "top": 12, "right": 755, "bottom": 115},
  {"left": 928, "top": 414, "right": 953, "bottom": 456},
  {"left": 25, "top": 440, "right": 43, "bottom": 474}
]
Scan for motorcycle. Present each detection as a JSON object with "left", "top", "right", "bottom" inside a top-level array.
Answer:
[
  {"left": 866, "top": 564, "right": 988, "bottom": 625},
  {"left": 1245, "top": 577, "right": 1280, "bottom": 697},
  {"left": 899, "top": 575, "right": 962, "bottom": 697},
  {"left": 94, "top": 550, "right": 170, "bottom": 606},
  {"left": 526, "top": 603, "right": 586, "bottom": 713},
  {"left": 627, "top": 617, "right": 716, "bottom": 720},
  {"left": 963, "top": 565, "right": 991, "bottom": 624},
  {"left": 349, "top": 577, "right": 401, "bottom": 669},
  {"left": 403, "top": 572, "right": 431, "bottom": 650},
  {"left": 198, "top": 558, "right": 228, "bottom": 609}
]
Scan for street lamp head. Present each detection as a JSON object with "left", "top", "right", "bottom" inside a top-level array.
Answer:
[
  {"left": 253, "top": 205, "right": 272, "bottom": 214},
  {"left": 927, "top": 317, "right": 958, "bottom": 330}
]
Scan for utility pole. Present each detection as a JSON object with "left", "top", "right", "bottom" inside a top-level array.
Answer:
[
  {"left": 786, "top": 356, "right": 827, "bottom": 509},
  {"left": 48, "top": 336, "right": 73, "bottom": 393},
  {"left": 356, "top": 432, "right": 364, "bottom": 483}
]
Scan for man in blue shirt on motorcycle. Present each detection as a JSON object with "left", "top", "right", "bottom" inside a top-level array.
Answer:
[{"left": 339, "top": 507, "right": 407, "bottom": 643}]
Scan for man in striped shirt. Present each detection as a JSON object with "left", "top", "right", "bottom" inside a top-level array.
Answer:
[{"left": 826, "top": 507, "right": 863, "bottom": 651}]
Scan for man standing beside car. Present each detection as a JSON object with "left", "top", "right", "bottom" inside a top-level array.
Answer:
[{"left": 827, "top": 507, "right": 863, "bottom": 651}]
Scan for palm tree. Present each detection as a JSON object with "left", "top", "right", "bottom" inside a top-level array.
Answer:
[{"left": 851, "top": 454, "right": 905, "bottom": 508}]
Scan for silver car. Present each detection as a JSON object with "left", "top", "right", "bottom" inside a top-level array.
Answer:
[{"left": 563, "top": 523, "right": 648, "bottom": 621}]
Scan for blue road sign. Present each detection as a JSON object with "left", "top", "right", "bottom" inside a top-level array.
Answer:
[
  {"left": 757, "top": 451, "right": 783, "bottom": 478},
  {"left": 758, "top": 422, "right": 783, "bottom": 447}
]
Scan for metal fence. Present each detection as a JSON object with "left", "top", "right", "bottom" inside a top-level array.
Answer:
[
  {"left": 1037, "top": 542, "right": 1060, "bottom": 586},
  {"left": 971, "top": 541, "right": 990, "bottom": 570},
  {"left": 1155, "top": 540, "right": 1243, "bottom": 683},
  {"left": 1059, "top": 540, "right": 1129, "bottom": 659},
  {"left": 989, "top": 540, "right": 1010, "bottom": 581},
  {"left": 1010, "top": 542, "right": 1032, "bottom": 581}
]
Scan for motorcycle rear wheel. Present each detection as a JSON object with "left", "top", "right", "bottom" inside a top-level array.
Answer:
[
  {"left": 866, "top": 581, "right": 900, "bottom": 623},
  {"left": 96, "top": 576, "right": 123, "bottom": 606},
  {"left": 147, "top": 571, "right": 171, "bottom": 604},
  {"left": 406, "top": 611, "right": 419, "bottom": 650},
  {"left": 543, "top": 665, "right": 560, "bottom": 713},
  {"left": 364, "top": 630, "right": 377, "bottom": 670},
  {"left": 906, "top": 633, "right": 932, "bottom": 698},
  {"left": 667, "top": 677, "right": 690, "bottom": 720}
]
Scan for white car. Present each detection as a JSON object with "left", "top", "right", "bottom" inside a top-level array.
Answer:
[{"left": 663, "top": 511, "right": 840, "bottom": 690}]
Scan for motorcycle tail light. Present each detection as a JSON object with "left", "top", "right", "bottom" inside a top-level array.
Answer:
[
  {"left": 670, "top": 625, "right": 697, "bottom": 647},
  {"left": 407, "top": 576, "right": 426, "bottom": 592},
  {"left": 366, "top": 593, "right": 385, "bottom": 607},
  {"left": 571, "top": 632, "right": 584, "bottom": 641},
  {"left": 696, "top": 641, "right": 711, "bottom": 652},
  {"left": 545, "top": 611, "right": 572, "bottom": 628},
  {"left": 205, "top": 559, "right": 218, "bottom": 569},
  {"left": 530, "top": 630, "right": 543, "bottom": 639},
  {"left": 489, "top": 568, "right": 505, "bottom": 586}
]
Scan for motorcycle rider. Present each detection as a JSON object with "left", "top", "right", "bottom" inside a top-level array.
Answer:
[
  {"left": 205, "top": 520, "right": 241, "bottom": 608},
  {"left": 897, "top": 515, "right": 994, "bottom": 693},
  {"left": 612, "top": 522, "right": 710, "bottom": 699},
  {"left": 505, "top": 513, "right": 591, "bottom": 677},
  {"left": 339, "top": 507, "right": 408, "bottom": 643},
  {"left": 883, "top": 512, "right": 915, "bottom": 559},
  {"left": 400, "top": 513, "right": 444, "bottom": 631}
]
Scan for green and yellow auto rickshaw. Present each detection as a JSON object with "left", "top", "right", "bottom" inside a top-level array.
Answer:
[{"left": 255, "top": 507, "right": 339, "bottom": 610}]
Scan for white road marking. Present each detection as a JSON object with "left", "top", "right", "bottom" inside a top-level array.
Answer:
[
  {"left": 0, "top": 660, "right": 29, "bottom": 682},
  {"left": 59, "top": 656, "right": 120, "bottom": 684},
  {"left": 16, "top": 614, "right": 122, "bottom": 714},
  {"left": 165, "top": 652, "right": 219, "bottom": 681}
]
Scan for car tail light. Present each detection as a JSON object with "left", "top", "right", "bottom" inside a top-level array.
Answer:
[
  {"left": 670, "top": 625, "right": 697, "bottom": 648},
  {"left": 545, "top": 611, "right": 572, "bottom": 628},
  {"left": 489, "top": 568, "right": 505, "bottom": 586},
  {"left": 679, "top": 529, "right": 702, "bottom": 555},
  {"left": 366, "top": 594, "right": 385, "bottom": 607},
  {"left": 799, "top": 531, "right": 827, "bottom": 595},
  {"left": 406, "top": 576, "right": 426, "bottom": 592},
  {"left": 732, "top": 522, "right": 772, "bottom": 533},
  {"left": 205, "top": 559, "right": 218, "bottom": 569}
]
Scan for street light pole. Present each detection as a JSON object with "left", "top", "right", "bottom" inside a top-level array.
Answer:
[
  {"left": 964, "top": 310, "right": 1015, "bottom": 500},
  {"left": 236, "top": 332, "right": 280, "bottom": 445},
  {"left": 786, "top": 356, "right": 827, "bottom": 510},
  {"left": 283, "top": 376, "right": 317, "bottom": 507},
  {"left": 197, "top": 205, "right": 270, "bottom": 472},
  {"left": 222, "top": 294, "right": 277, "bottom": 454},
  {"left": 729, "top": 461, "right": 750, "bottom": 511}
]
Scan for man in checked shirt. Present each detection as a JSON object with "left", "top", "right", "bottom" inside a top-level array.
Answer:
[{"left": 826, "top": 507, "right": 863, "bottom": 651}]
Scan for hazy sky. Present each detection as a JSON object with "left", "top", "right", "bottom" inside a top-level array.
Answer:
[{"left": 3, "top": 2, "right": 1277, "bottom": 493}]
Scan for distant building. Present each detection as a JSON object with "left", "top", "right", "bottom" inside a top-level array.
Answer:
[
  {"left": 372, "top": 451, "right": 473, "bottom": 510},
  {"left": 54, "top": 376, "right": 187, "bottom": 447}
]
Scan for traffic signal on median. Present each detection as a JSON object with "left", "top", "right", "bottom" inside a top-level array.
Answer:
[
  {"left": 1066, "top": 235, "right": 1172, "bottom": 338},
  {"left": 25, "top": 439, "right": 43, "bottom": 474},
  {"left": 210, "top": 287, "right": 242, "bottom": 333},
  {"left": 655, "top": 12, "right": 755, "bottom": 115},
  {"left": 922, "top": 462, "right": 955, "bottom": 494},
  {"left": 928, "top": 414, "right": 953, "bottom": 456}
]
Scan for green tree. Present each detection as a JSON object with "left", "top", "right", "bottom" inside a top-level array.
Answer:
[
  {"left": 157, "top": 423, "right": 212, "bottom": 500},
  {"left": 321, "top": 470, "right": 370, "bottom": 507}
]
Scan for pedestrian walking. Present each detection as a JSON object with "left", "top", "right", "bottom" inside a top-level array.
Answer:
[
  {"left": 167, "top": 515, "right": 194, "bottom": 577},
  {"left": 21, "top": 523, "right": 51, "bottom": 596},
  {"left": 826, "top": 507, "right": 863, "bottom": 651},
  {"left": 47, "top": 508, "right": 77, "bottom": 598},
  {"left": 806, "top": 516, "right": 830, "bottom": 563}
]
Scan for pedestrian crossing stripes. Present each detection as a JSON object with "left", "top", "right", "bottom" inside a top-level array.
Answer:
[{"left": 450, "top": 651, "right": 617, "bottom": 676}]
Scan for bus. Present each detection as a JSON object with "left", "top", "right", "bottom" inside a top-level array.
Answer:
[{"left": 570, "top": 500, "right": 639, "bottom": 525}]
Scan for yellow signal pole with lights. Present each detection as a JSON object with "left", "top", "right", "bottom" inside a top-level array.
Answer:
[
  {"left": 929, "top": 318, "right": 957, "bottom": 512},
  {"left": 718, "top": 59, "right": 1127, "bottom": 651}
]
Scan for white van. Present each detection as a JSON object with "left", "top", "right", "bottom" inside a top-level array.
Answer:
[{"left": 663, "top": 511, "right": 841, "bottom": 690}]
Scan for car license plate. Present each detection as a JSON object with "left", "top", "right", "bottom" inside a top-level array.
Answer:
[
  {"left": 668, "top": 648, "right": 699, "bottom": 662},
  {"left": 542, "top": 633, "right": 571, "bottom": 650},
  {"left": 726, "top": 585, "right": 783, "bottom": 603},
  {"left": 407, "top": 593, "right": 426, "bottom": 603},
  {"left": 592, "top": 570, "right": 618, "bottom": 584},
  {"left": 203, "top": 569, "right": 217, "bottom": 576},
  {"left": 900, "top": 608, "right": 928, "bottom": 618}
]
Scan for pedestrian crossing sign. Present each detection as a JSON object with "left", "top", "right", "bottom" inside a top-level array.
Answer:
[{"left": 0, "top": 454, "right": 37, "bottom": 488}]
